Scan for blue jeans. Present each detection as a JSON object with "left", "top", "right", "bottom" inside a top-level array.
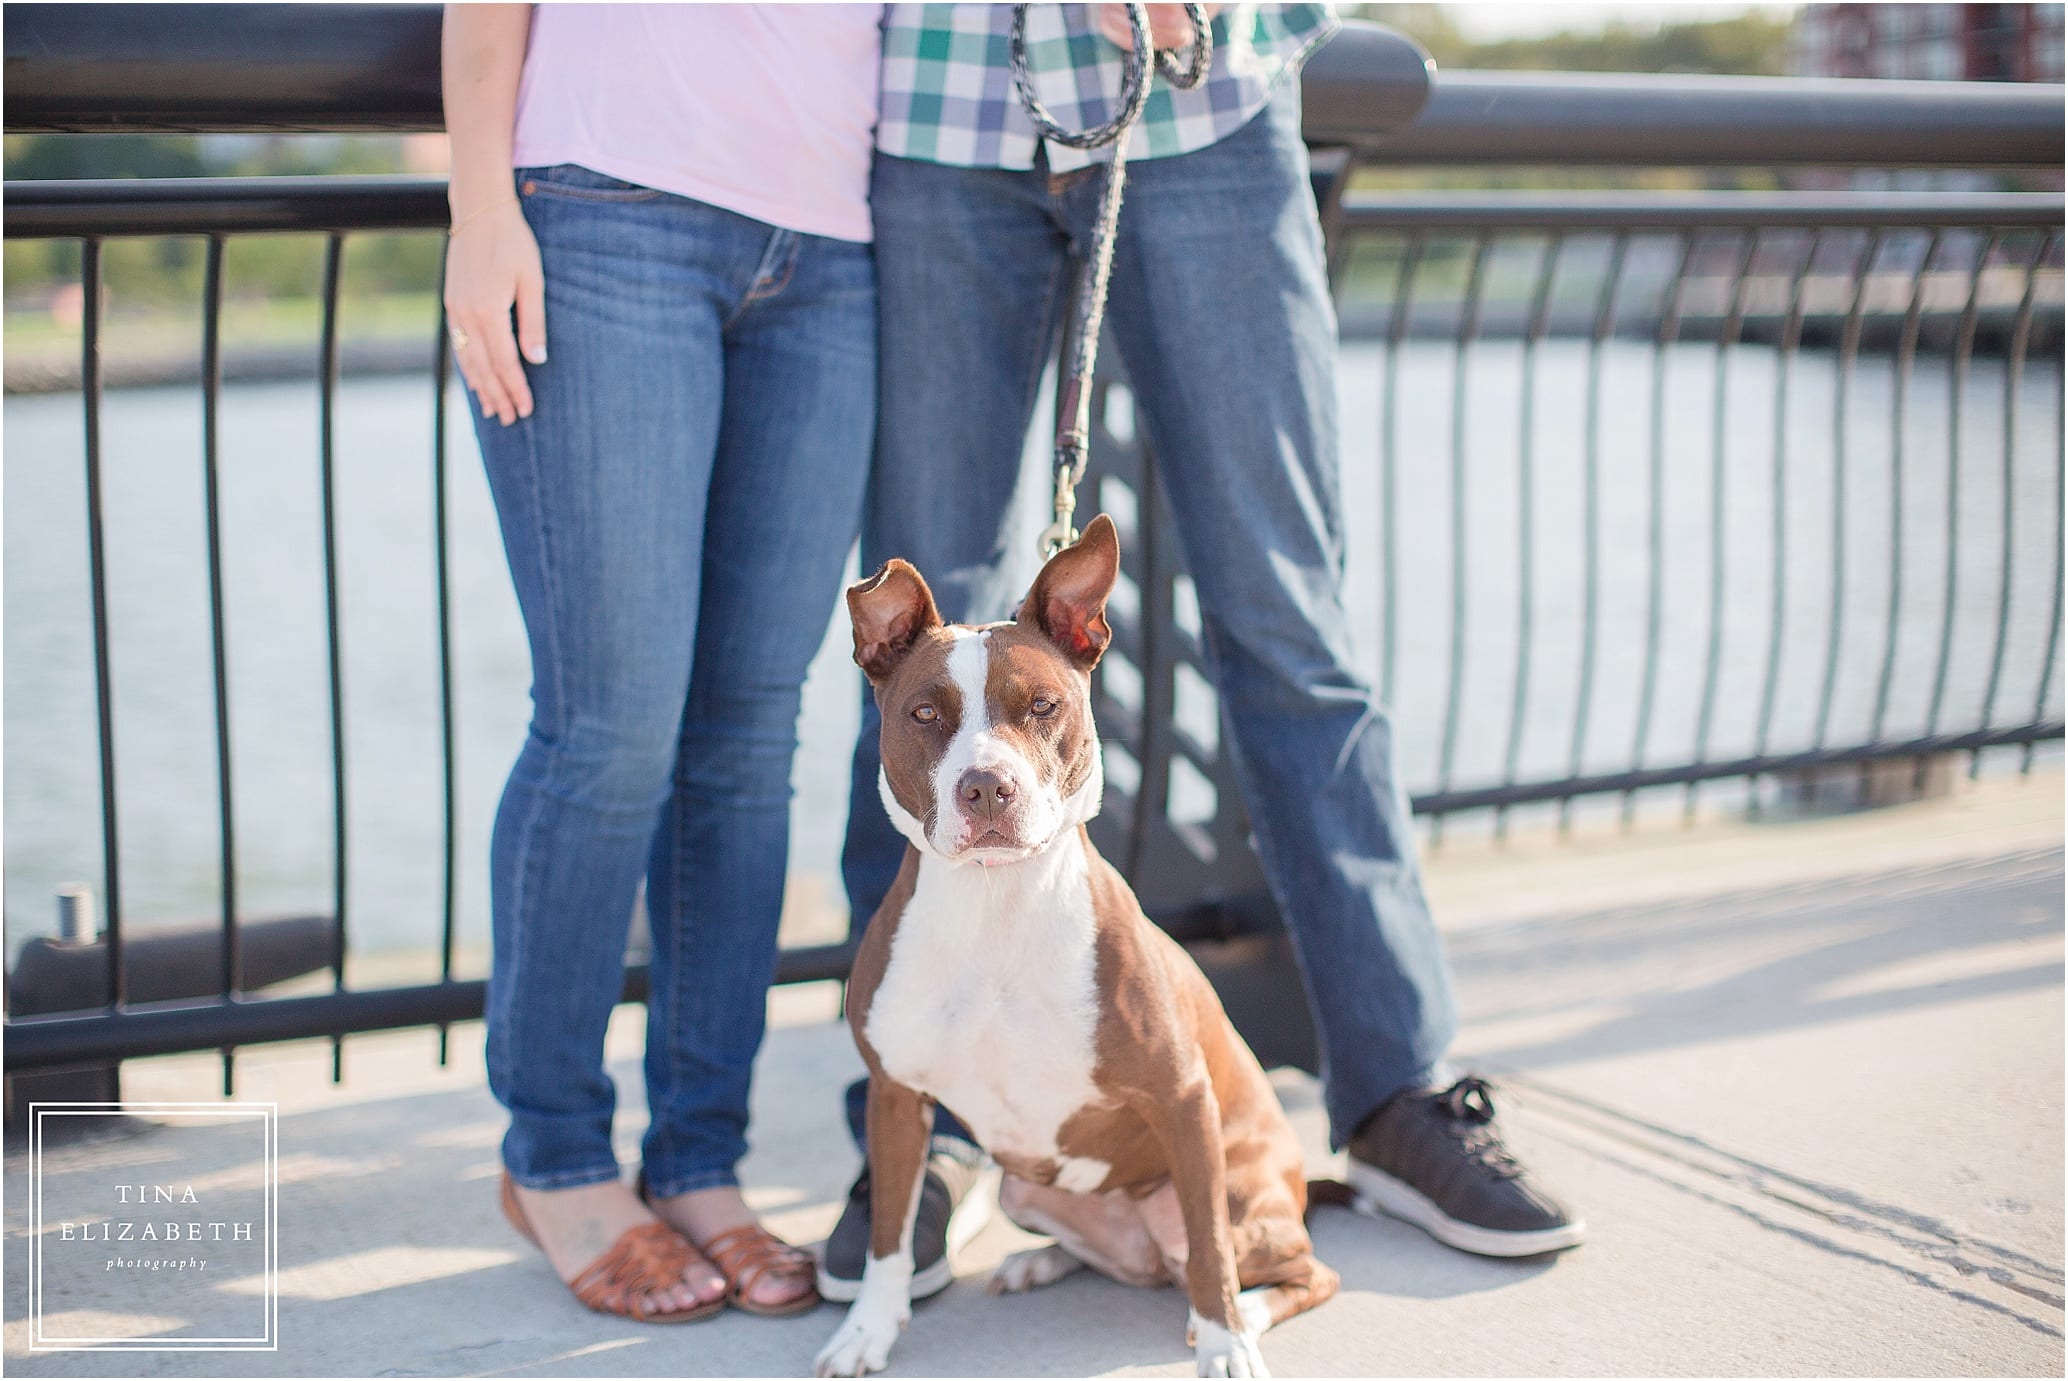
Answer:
[
  {"left": 475, "top": 164, "right": 874, "bottom": 1193},
  {"left": 842, "top": 84, "right": 1457, "bottom": 1152}
]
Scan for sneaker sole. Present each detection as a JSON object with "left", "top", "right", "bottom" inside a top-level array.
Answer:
[
  {"left": 815, "top": 1165, "right": 1000, "bottom": 1304},
  {"left": 1345, "top": 1159, "right": 1586, "bottom": 1258}
]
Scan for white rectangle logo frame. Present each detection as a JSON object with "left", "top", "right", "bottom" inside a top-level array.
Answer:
[{"left": 29, "top": 1101, "right": 278, "bottom": 1352}]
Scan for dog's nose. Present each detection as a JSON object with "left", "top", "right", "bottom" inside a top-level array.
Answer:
[{"left": 958, "top": 768, "right": 1017, "bottom": 816}]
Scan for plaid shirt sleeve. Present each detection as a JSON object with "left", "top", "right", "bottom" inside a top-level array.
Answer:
[{"left": 879, "top": 3, "right": 1339, "bottom": 171}]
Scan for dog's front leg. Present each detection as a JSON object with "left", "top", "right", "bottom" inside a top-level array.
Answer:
[
  {"left": 815, "top": 1077, "right": 934, "bottom": 1378},
  {"left": 1139, "top": 1081, "right": 1269, "bottom": 1379}
]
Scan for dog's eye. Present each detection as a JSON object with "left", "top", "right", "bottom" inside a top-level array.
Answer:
[
  {"left": 911, "top": 704, "right": 938, "bottom": 724},
  {"left": 1029, "top": 695, "right": 1058, "bottom": 718}
]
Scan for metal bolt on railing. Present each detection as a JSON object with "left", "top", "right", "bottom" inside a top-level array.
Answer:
[{"left": 55, "top": 884, "right": 96, "bottom": 946}]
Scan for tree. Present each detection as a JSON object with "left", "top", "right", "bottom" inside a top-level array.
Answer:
[{"left": 1354, "top": 5, "right": 1796, "bottom": 76}]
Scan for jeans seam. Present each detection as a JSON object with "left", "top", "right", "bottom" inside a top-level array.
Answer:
[
  {"left": 519, "top": 167, "right": 666, "bottom": 204},
  {"left": 727, "top": 231, "right": 798, "bottom": 328},
  {"left": 514, "top": 410, "right": 564, "bottom": 980},
  {"left": 501, "top": 410, "right": 587, "bottom": 1181},
  {"left": 654, "top": 719, "right": 696, "bottom": 1170},
  {"left": 640, "top": 1167, "right": 740, "bottom": 1198},
  {"left": 506, "top": 1163, "right": 625, "bottom": 1192},
  {"left": 743, "top": 234, "right": 799, "bottom": 304}
]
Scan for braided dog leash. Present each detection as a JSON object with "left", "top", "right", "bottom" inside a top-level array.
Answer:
[{"left": 1010, "top": 3, "right": 1212, "bottom": 557}]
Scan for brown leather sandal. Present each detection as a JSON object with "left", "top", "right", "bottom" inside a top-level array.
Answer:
[
  {"left": 697, "top": 1222, "right": 822, "bottom": 1318},
  {"left": 498, "top": 1173, "right": 725, "bottom": 1324},
  {"left": 633, "top": 1169, "right": 820, "bottom": 1318}
]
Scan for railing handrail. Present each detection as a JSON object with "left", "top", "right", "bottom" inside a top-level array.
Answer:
[
  {"left": 4, "top": 5, "right": 2061, "bottom": 169},
  {"left": 2, "top": 3, "right": 447, "bottom": 134},
  {"left": 1334, "top": 189, "right": 2066, "bottom": 231},
  {"left": 1375, "top": 68, "right": 2066, "bottom": 168},
  {"left": 11, "top": 177, "right": 2063, "bottom": 242},
  {"left": 2, "top": 174, "right": 451, "bottom": 237}
]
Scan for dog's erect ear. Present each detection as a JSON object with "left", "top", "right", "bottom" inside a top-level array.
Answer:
[
  {"left": 1017, "top": 513, "right": 1120, "bottom": 669},
  {"left": 848, "top": 559, "right": 943, "bottom": 682}
]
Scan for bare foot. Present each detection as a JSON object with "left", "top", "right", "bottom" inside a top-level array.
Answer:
[
  {"left": 510, "top": 1178, "right": 726, "bottom": 1315},
  {"left": 646, "top": 1184, "right": 815, "bottom": 1311}
]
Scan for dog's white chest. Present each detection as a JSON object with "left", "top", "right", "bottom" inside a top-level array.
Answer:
[{"left": 864, "top": 844, "right": 1112, "bottom": 1181}]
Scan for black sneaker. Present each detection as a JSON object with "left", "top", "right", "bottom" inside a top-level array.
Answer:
[
  {"left": 1345, "top": 1075, "right": 1584, "bottom": 1258},
  {"left": 817, "top": 1142, "right": 996, "bottom": 1303}
]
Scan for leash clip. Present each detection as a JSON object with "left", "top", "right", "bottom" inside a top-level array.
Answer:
[
  {"left": 1040, "top": 445, "right": 1085, "bottom": 558},
  {"left": 1038, "top": 514, "right": 1079, "bottom": 560}
]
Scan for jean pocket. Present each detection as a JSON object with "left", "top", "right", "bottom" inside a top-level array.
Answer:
[{"left": 517, "top": 163, "right": 664, "bottom": 203}]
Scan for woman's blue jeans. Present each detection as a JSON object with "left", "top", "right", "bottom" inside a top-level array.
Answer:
[
  {"left": 473, "top": 165, "right": 874, "bottom": 1194},
  {"left": 841, "top": 83, "right": 1458, "bottom": 1151}
]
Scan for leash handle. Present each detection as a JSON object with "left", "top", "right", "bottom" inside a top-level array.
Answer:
[
  {"left": 1008, "top": 2, "right": 1214, "bottom": 137},
  {"left": 1155, "top": 6, "right": 1214, "bottom": 90},
  {"left": 1014, "top": 3, "right": 1212, "bottom": 557},
  {"left": 1010, "top": 4, "right": 1150, "bottom": 151}
]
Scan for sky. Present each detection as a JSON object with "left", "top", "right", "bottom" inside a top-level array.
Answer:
[{"left": 1445, "top": 2, "right": 1804, "bottom": 40}]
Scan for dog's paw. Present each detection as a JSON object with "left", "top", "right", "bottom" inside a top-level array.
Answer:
[
  {"left": 813, "top": 1301, "right": 908, "bottom": 1378},
  {"left": 1189, "top": 1311, "right": 1270, "bottom": 1378},
  {"left": 1236, "top": 1286, "right": 1275, "bottom": 1335},
  {"left": 988, "top": 1244, "right": 1083, "bottom": 1295}
]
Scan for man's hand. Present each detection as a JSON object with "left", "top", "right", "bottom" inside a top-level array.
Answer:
[{"left": 1095, "top": 3, "right": 1220, "bottom": 53}]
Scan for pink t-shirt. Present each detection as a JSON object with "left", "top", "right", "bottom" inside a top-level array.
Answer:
[{"left": 511, "top": 4, "right": 882, "bottom": 243}]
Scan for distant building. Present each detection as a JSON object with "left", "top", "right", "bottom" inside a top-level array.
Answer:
[{"left": 1794, "top": 3, "right": 2064, "bottom": 82}]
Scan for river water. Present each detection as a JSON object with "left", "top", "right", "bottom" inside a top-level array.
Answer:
[{"left": 5, "top": 339, "right": 2060, "bottom": 960}]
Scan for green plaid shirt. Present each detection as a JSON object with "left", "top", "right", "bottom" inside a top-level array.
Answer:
[{"left": 879, "top": 3, "right": 1338, "bottom": 171}]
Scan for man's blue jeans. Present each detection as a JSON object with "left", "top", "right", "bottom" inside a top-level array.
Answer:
[
  {"left": 474, "top": 164, "right": 874, "bottom": 1193},
  {"left": 842, "top": 83, "right": 1457, "bottom": 1151}
]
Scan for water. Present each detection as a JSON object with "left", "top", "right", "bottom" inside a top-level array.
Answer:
[
  {"left": 5, "top": 341, "right": 2061, "bottom": 960},
  {"left": 1331, "top": 338, "right": 2062, "bottom": 794}
]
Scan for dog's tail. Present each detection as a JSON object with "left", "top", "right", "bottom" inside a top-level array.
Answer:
[{"left": 1303, "top": 1177, "right": 1358, "bottom": 1221}]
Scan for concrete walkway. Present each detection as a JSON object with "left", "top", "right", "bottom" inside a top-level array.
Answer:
[{"left": 6, "top": 773, "right": 2062, "bottom": 1376}]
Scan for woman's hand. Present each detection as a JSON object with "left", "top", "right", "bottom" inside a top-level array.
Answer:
[
  {"left": 445, "top": 198, "right": 546, "bottom": 426},
  {"left": 442, "top": 3, "right": 540, "bottom": 425}
]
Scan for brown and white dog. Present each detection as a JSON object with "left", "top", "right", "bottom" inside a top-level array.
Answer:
[{"left": 814, "top": 516, "right": 1337, "bottom": 1379}]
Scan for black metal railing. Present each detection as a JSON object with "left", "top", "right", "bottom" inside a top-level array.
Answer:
[
  {"left": 1095, "top": 206, "right": 2062, "bottom": 939},
  {"left": 3, "top": 7, "right": 2062, "bottom": 1080}
]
